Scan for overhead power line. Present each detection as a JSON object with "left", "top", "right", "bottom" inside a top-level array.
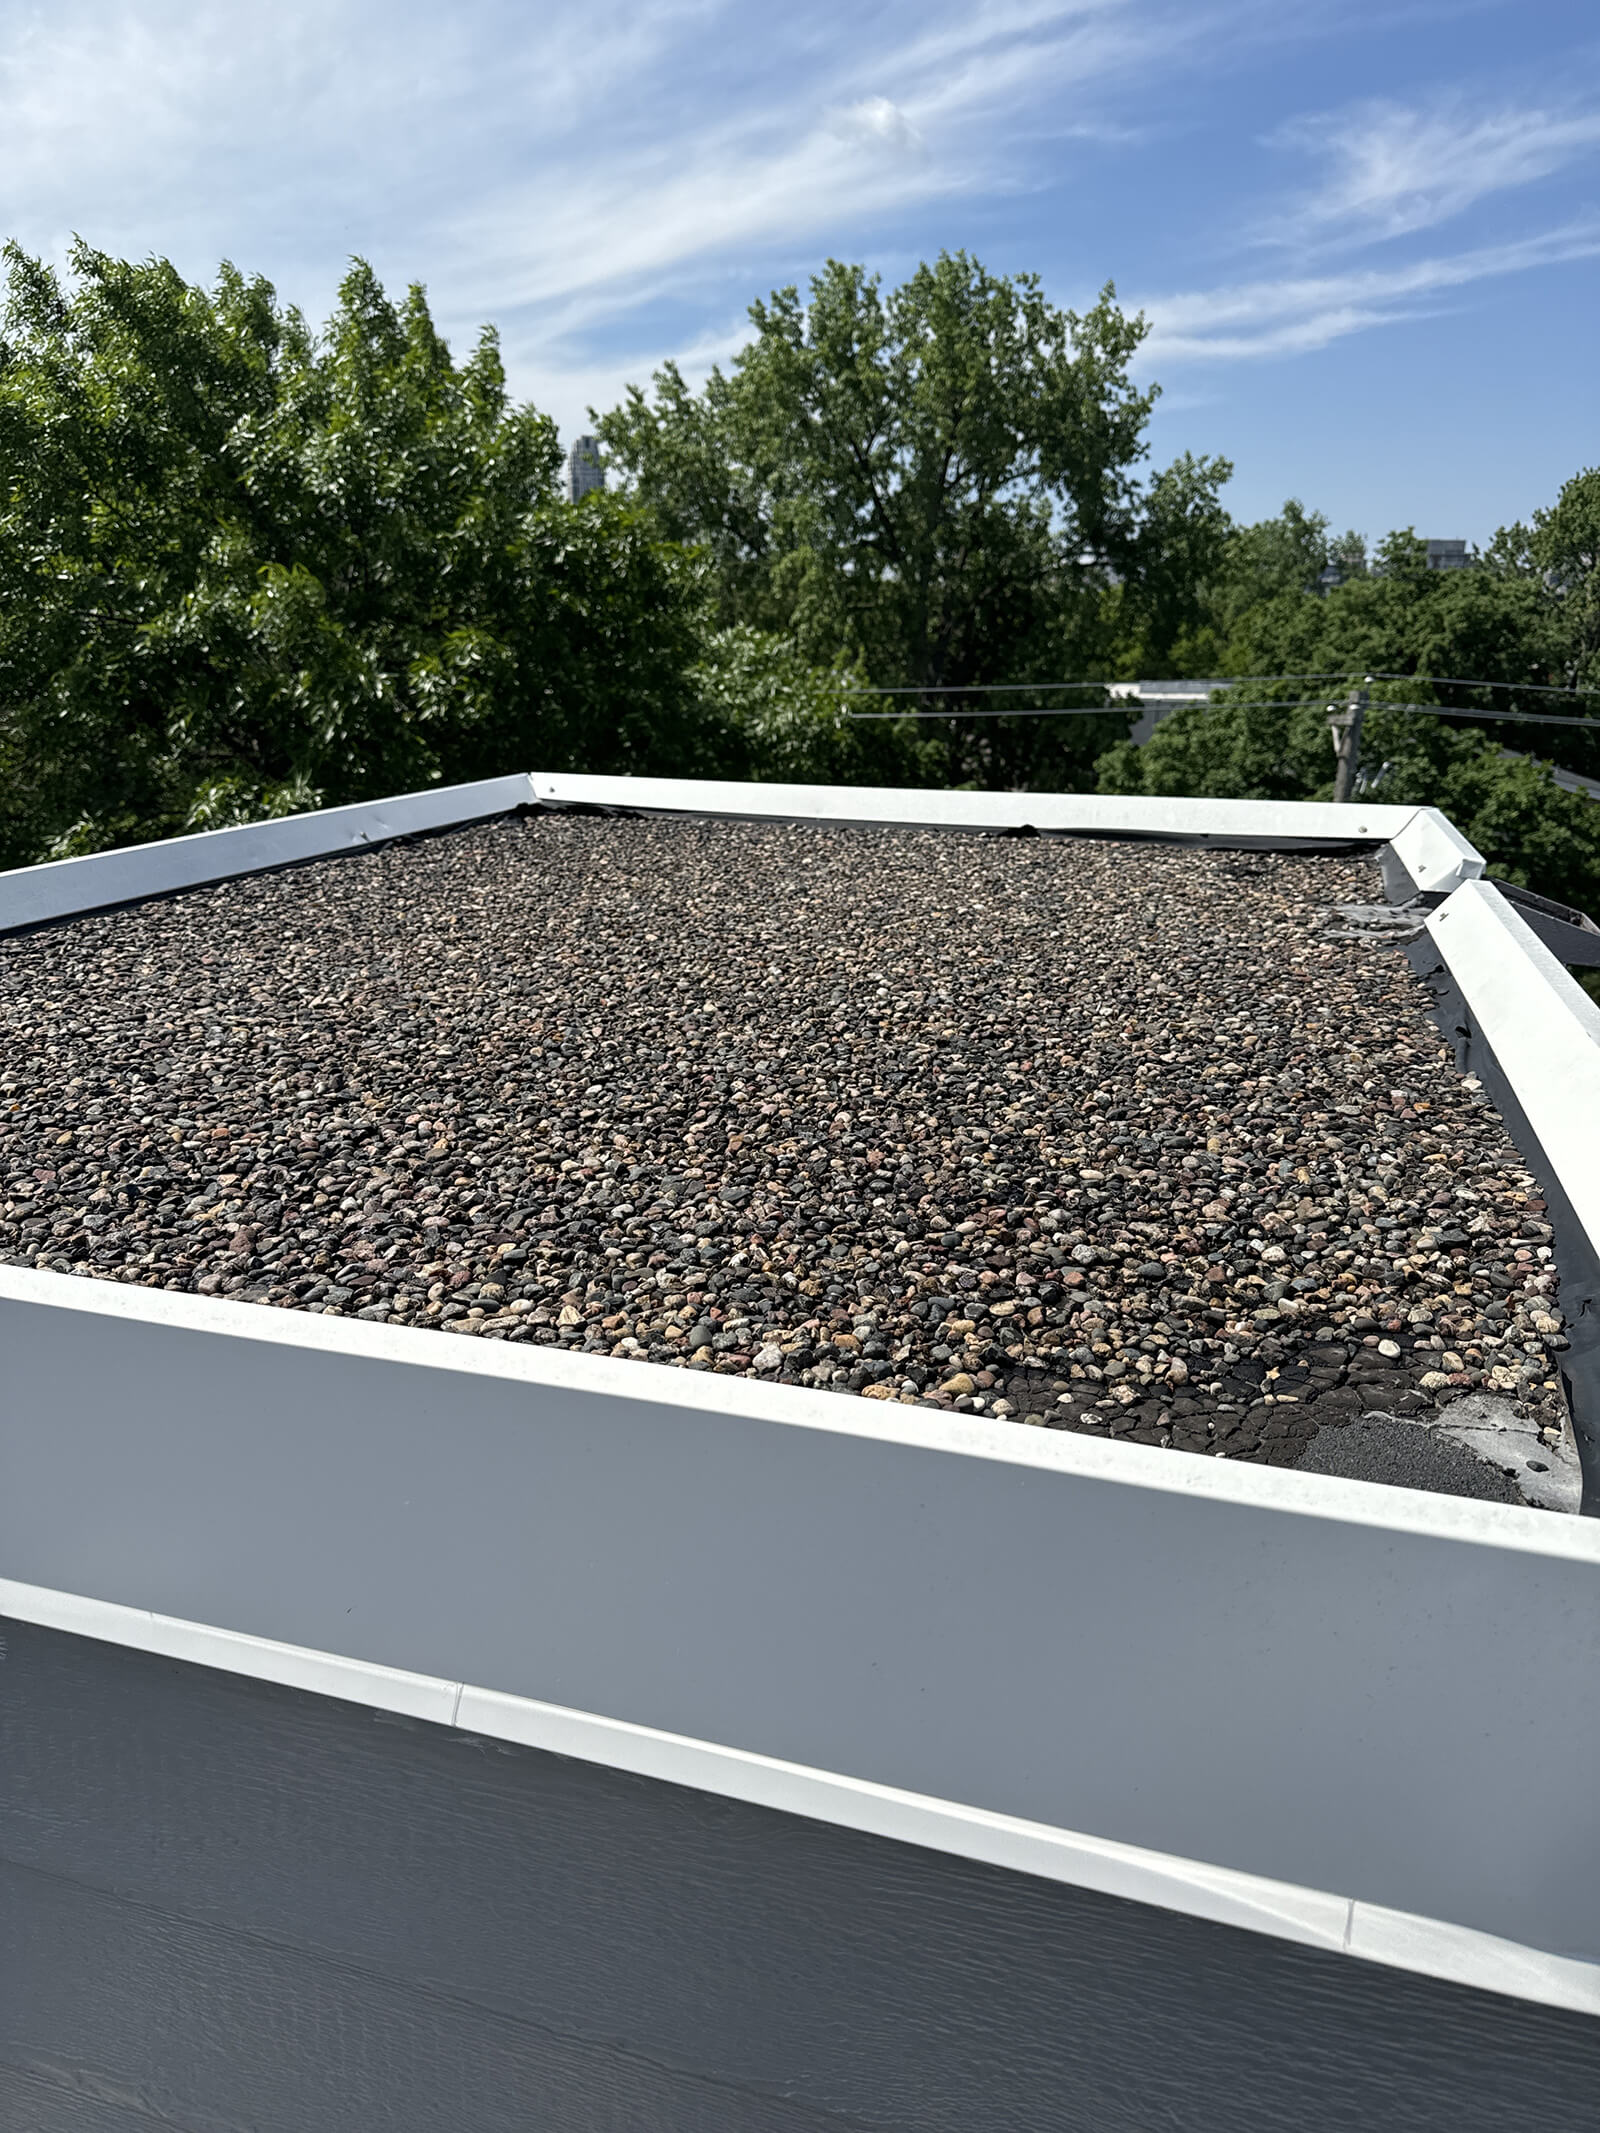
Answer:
[
  {"left": 842, "top": 681, "right": 1104, "bottom": 695},
  {"left": 848, "top": 705, "right": 1123, "bottom": 720},
  {"left": 1382, "top": 703, "right": 1600, "bottom": 730},
  {"left": 842, "top": 675, "right": 1356, "bottom": 697},
  {"left": 841, "top": 672, "right": 1600, "bottom": 702},
  {"left": 848, "top": 699, "right": 1600, "bottom": 729},
  {"left": 1368, "top": 672, "right": 1599, "bottom": 699}
]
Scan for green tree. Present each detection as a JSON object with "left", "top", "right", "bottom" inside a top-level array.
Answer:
[
  {"left": 1108, "top": 450, "right": 1236, "bottom": 678},
  {"left": 1215, "top": 529, "right": 1592, "bottom": 783},
  {"left": 690, "top": 626, "right": 938, "bottom": 787},
  {"left": 1499, "top": 466, "right": 1600, "bottom": 695},
  {"left": 598, "top": 252, "right": 1229, "bottom": 790},
  {"left": 1098, "top": 643, "right": 1600, "bottom": 915},
  {"left": 1226, "top": 500, "right": 1333, "bottom": 610},
  {"left": 1091, "top": 495, "right": 1341, "bottom": 682},
  {"left": 1159, "top": 496, "right": 1334, "bottom": 671},
  {"left": 0, "top": 244, "right": 708, "bottom": 866}
]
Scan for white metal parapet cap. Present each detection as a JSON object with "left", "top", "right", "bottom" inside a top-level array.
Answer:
[{"left": 0, "top": 773, "right": 1486, "bottom": 935}]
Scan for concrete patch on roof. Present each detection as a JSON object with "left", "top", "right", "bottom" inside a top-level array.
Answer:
[
  {"left": 1430, "top": 1391, "right": 1582, "bottom": 1513},
  {"left": 1297, "top": 1395, "right": 1580, "bottom": 1512},
  {"left": 1245, "top": 1409, "right": 1519, "bottom": 1502}
]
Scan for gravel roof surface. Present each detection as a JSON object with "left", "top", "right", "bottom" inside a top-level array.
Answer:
[{"left": 0, "top": 811, "right": 1572, "bottom": 1482}]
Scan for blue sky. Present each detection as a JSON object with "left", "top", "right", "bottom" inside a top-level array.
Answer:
[{"left": 2, "top": 0, "right": 1596, "bottom": 542}]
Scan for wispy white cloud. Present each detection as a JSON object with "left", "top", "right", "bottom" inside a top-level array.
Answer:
[
  {"left": 829, "top": 96, "right": 926, "bottom": 155},
  {"left": 1136, "top": 82, "right": 1600, "bottom": 369},
  {"left": 1265, "top": 92, "right": 1600, "bottom": 245},
  {"left": 0, "top": 0, "right": 1595, "bottom": 469},
  {"left": 0, "top": 0, "right": 1201, "bottom": 427},
  {"left": 429, "top": 0, "right": 1192, "bottom": 339},
  {"left": 1141, "top": 219, "right": 1600, "bottom": 361},
  {"left": 537, "top": 317, "right": 757, "bottom": 435}
]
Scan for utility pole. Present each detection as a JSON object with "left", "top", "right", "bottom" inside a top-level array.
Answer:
[{"left": 1329, "top": 679, "right": 1370, "bottom": 804}]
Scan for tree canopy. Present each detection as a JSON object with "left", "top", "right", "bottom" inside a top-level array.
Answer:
[
  {"left": 0, "top": 244, "right": 707, "bottom": 867},
  {"left": 2, "top": 239, "right": 1598, "bottom": 925},
  {"left": 1098, "top": 506, "right": 1600, "bottom": 910},
  {"left": 598, "top": 252, "right": 1230, "bottom": 790}
]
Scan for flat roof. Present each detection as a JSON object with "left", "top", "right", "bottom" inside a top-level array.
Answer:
[{"left": 0, "top": 810, "right": 1570, "bottom": 1499}]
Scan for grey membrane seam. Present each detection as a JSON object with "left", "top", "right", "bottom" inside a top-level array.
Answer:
[{"left": 4, "top": 1573, "right": 1597, "bottom": 2020}]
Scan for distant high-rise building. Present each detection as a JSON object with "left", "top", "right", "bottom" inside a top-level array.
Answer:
[
  {"left": 566, "top": 436, "right": 605, "bottom": 504},
  {"left": 1425, "top": 539, "right": 1469, "bottom": 571}
]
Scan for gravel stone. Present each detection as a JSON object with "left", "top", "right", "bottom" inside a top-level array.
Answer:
[{"left": 0, "top": 812, "right": 1569, "bottom": 1495}]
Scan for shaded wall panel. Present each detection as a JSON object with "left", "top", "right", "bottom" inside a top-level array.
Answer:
[{"left": 4, "top": 1621, "right": 1596, "bottom": 2133}]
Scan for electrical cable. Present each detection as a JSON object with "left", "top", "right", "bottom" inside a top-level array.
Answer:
[
  {"left": 848, "top": 701, "right": 1600, "bottom": 728},
  {"left": 841, "top": 675, "right": 1363, "bottom": 697},
  {"left": 1383, "top": 703, "right": 1600, "bottom": 730},
  {"left": 840, "top": 673, "right": 1600, "bottom": 702},
  {"left": 1369, "top": 672, "right": 1600, "bottom": 699},
  {"left": 847, "top": 705, "right": 1126, "bottom": 720}
]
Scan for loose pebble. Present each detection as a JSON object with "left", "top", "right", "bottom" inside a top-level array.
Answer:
[{"left": 0, "top": 813, "right": 1566, "bottom": 1479}]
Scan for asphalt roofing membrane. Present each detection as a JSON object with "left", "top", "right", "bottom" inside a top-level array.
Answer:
[{"left": 0, "top": 810, "right": 1576, "bottom": 1502}]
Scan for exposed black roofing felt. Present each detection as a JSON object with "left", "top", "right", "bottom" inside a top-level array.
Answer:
[{"left": 0, "top": 811, "right": 1572, "bottom": 1493}]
